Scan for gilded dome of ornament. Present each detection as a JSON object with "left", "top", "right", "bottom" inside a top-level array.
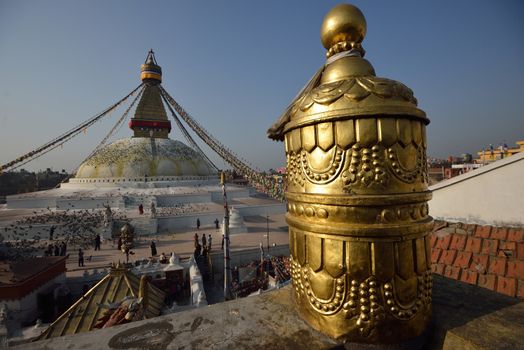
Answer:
[
  {"left": 75, "top": 137, "right": 215, "bottom": 179},
  {"left": 320, "top": 4, "right": 366, "bottom": 52},
  {"left": 267, "top": 4, "right": 428, "bottom": 141}
]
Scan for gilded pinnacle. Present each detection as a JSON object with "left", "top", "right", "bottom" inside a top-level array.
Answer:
[{"left": 320, "top": 4, "right": 367, "bottom": 58}]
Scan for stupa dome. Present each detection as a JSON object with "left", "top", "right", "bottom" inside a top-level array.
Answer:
[{"left": 75, "top": 137, "right": 215, "bottom": 179}]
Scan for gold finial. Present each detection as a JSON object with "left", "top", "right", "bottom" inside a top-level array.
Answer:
[
  {"left": 141, "top": 49, "right": 162, "bottom": 83},
  {"left": 320, "top": 4, "right": 367, "bottom": 58}
]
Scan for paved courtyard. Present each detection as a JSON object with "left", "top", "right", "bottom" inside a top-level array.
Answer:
[{"left": 65, "top": 213, "right": 289, "bottom": 277}]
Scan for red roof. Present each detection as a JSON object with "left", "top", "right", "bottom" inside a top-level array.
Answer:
[{"left": 0, "top": 256, "right": 67, "bottom": 300}]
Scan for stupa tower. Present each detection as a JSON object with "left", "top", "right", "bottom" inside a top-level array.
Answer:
[
  {"left": 72, "top": 50, "right": 216, "bottom": 180},
  {"left": 129, "top": 50, "right": 172, "bottom": 138}
]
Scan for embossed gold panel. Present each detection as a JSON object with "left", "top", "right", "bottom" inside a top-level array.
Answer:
[{"left": 268, "top": 3, "right": 432, "bottom": 345}]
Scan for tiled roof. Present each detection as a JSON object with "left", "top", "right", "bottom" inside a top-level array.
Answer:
[
  {"left": 430, "top": 221, "right": 524, "bottom": 298},
  {"left": 0, "top": 256, "right": 66, "bottom": 285},
  {"left": 0, "top": 256, "right": 67, "bottom": 300},
  {"left": 36, "top": 265, "right": 166, "bottom": 340}
]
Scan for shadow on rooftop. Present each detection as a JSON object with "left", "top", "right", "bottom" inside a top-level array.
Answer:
[
  {"left": 426, "top": 274, "right": 522, "bottom": 349},
  {"left": 243, "top": 215, "right": 275, "bottom": 223}
]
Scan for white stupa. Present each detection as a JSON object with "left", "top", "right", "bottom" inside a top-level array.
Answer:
[{"left": 227, "top": 207, "right": 247, "bottom": 234}]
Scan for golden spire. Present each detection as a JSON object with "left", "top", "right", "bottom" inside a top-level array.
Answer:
[{"left": 130, "top": 50, "right": 171, "bottom": 138}]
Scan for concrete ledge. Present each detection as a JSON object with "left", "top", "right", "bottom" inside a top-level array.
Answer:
[
  {"left": 17, "top": 275, "right": 524, "bottom": 349},
  {"left": 428, "top": 275, "right": 524, "bottom": 350}
]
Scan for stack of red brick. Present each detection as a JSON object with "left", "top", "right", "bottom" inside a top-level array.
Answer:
[{"left": 430, "top": 221, "right": 524, "bottom": 298}]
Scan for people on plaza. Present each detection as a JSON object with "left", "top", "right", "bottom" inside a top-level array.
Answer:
[
  {"left": 208, "top": 234, "right": 212, "bottom": 251},
  {"left": 221, "top": 234, "right": 225, "bottom": 250},
  {"left": 138, "top": 204, "right": 144, "bottom": 215},
  {"left": 94, "top": 234, "right": 101, "bottom": 251},
  {"left": 150, "top": 240, "right": 157, "bottom": 256},
  {"left": 202, "top": 234, "right": 207, "bottom": 248},
  {"left": 150, "top": 202, "right": 157, "bottom": 218},
  {"left": 214, "top": 218, "right": 219, "bottom": 229},
  {"left": 117, "top": 237, "right": 122, "bottom": 251},
  {"left": 49, "top": 225, "right": 55, "bottom": 240},
  {"left": 196, "top": 218, "right": 201, "bottom": 230},
  {"left": 78, "top": 248, "right": 84, "bottom": 267},
  {"left": 54, "top": 244, "right": 60, "bottom": 256},
  {"left": 159, "top": 252, "right": 167, "bottom": 263},
  {"left": 194, "top": 233, "right": 199, "bottom": 247},
  {"left": 104, "top": 205, "right": 112, "bottom": 227},
  {"left": 194, "top": 243, "right": 202, "bottom": 257},
  {"left": 59, "top": 241, "right": 67, "bottom": 256}
]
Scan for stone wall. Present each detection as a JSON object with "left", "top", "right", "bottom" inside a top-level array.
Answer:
[{"left": 430, "top": 221, "right": 524, "bottom": 298}]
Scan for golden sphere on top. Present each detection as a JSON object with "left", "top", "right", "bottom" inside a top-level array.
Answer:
[{"left": 320, "top": 4, "right": 367, "bottom": 50}]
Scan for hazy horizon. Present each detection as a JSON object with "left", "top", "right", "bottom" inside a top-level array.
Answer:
[{"left": 1, "top": 0, "right": 523, "bottom": 172}]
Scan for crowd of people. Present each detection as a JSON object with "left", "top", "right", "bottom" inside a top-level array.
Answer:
[
  {"left": 193, "top": 232, "right": 214, "bottom": 257},
  {"left": 1, "top": 207, "right": 127, "bottom": 261},
  {"left": 44, "top": 241, "right": 67, "bottom": 256}
]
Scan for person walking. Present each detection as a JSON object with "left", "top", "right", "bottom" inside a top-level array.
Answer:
[
  {"left": 49, "top": 226, "right": 55, "bottom": 240},
  {"left": 202, "top": 234, "right": 207, "bottom": 249},
  {"left": 150, "top": 202, "right": 157, "bottom": 218},
  {"left": 194, "top": 243, "right": 201, "bottom": 257},
  {"left": 117, "top": 237, "right": 122, "bottom": 251},
  {"left": 78, "top": 249, "right": 84, "bottom": 267},
  {"left": 94, "top": 234, "right": 101, "bottom": 251},
  {"left": 194, "top": 233, "right": 199, "bottom": 247},
  {"left": 138, "top": 204, "right": 144, "bottom": 215},
  {"left": 150, "top": 240, "right": 157, "bottom": 256},
  {"left": 196, "top": 218, "right": 201, "bottom": 230},
  {"left": 214, "top": 218, "right": 219, "bottom": 229},
  {"left": 221, "top": 234, "right": 225, "bottom": 250},
  {"left": 208, "top": 234, "right": 212, "bottom": 251}
]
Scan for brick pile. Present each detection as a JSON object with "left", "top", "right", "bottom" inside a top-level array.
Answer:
[{"left": 430, "top": 221, "right": 524, "bottom": 298}]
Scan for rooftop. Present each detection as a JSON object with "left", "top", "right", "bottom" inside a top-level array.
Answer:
[
  {"left": 18, "top": 276, "right": 524, "bottom": 350},
  {"left": 36, "top": 264, "right": 165, "bottom": 340},
  {"left": 0, "top": 256, "right": 66, "bottom": 286}
]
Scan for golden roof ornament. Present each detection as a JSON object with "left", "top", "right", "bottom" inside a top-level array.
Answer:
[
  {"left": 268, "top": 4, "right": 427, "bottom": 141},
  {"left": 268, "top": 4, "right": 432, "bottom": 346}
]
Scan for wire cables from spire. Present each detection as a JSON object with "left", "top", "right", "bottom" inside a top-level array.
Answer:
[
  {"left": 159, "top": 85, "right": 284, "bottom": 201},
  {"left": 57, "top": 85, "right": 145, "bottom": 185},
  {"left": 0, "top": 84, "right": 144, "bottom": 173},
  {"left": 160, "top": 91, "right": 218, "bottom": 171}
]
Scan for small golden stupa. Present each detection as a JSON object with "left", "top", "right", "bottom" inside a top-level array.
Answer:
[{"left": 269, "top": 4, "right": 432, "bottom": 345}]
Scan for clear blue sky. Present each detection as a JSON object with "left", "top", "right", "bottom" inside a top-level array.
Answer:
[{"left": 1, "top": 0, "right": 523, "bottom": 172}]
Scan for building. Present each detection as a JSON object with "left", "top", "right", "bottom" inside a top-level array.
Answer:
[
  {"left": 1, "top": 52, "right": 285, "bottom": 240},
  {"left": 476, "top": 140, "right": 524, "bottom": 164},
  {"left": 0, "top": 256, "right": 67, "bottom": 326},
  {"left": 35, "top": 262, "right": 165, "bottom": 341}
]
